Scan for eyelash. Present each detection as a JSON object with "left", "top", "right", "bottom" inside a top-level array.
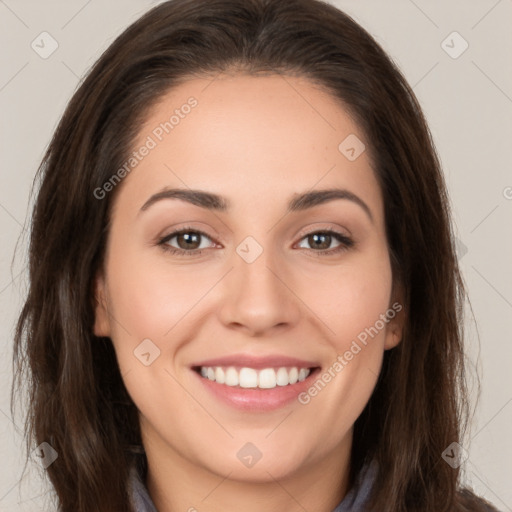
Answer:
[{"left": 157, "top": 226, "right": 355, "bottom": 257}]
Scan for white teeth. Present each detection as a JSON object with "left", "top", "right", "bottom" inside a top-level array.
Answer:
[
  {"left": 239, "top": 368, "right": 258, "bottom": 388},
  {"left": 198, "top": 365, "right": 312, "bottom": 389},
  {"left": 258, "top": 368, "right": 276, "bottom": 389},
  {"left": 225, "top": 367, "right": 239, "bottom": 386},
  {"left": 276, "top": 367, "right": 289, "bottom": 386},
  {"left": 298, "top": 368, "right": 308, "bottom": 382},
  {"left": 215, "top": 367, "right": 225, "bottom": 384}
]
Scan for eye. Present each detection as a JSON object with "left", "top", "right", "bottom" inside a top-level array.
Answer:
[
  {"left": 296, "top": 230, "right": 354, "bottom": 255},
  {"left": 157, "top": 227, "right": 354, "bottom": 257},
  {"left": 158, "top": 228, "right": 216, "bottom": 255}
]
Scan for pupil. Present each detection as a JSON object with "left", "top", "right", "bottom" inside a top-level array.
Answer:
[
  {"left": 310, "top": 233, "right": 330, "bottom": 250},
  {"left": 178, "top": 232, "right": 200, "bottom": 250}
]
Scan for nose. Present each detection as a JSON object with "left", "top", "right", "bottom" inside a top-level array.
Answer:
[{"left": 216, "top": 246, "right": 301, "bottom": 337}]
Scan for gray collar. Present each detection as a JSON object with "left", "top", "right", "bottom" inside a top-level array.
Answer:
[
  {"left": 128, "top": 464, "right": 158, "bottom": 512},
  {"left": 128, "top": 460, "right": 377, "bottom": 512}
]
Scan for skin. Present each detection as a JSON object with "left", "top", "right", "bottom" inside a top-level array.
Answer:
[{"left": 94, "top": 73, "right": 404, "bottom": 512}]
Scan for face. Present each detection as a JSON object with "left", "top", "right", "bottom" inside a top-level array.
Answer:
[{"left": 94, "top": 73, "right": 404, "bottom": 482}]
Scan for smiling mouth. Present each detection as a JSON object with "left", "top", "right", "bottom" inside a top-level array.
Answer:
[{"left": 192, "top": 365, "right": 321, "bottom": 389}]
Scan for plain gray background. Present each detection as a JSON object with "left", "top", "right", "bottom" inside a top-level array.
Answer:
[{"left": 1, "top": 0, "right": 511, "bottom": 510}]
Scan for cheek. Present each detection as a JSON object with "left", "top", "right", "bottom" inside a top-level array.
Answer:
[
  {"left": 105, "top": 246, "right": 216, "bottom": 342},
  {"left": 297, "top": 249, "right": 393, "bottom": 352},
  {"left": 295, "top": 258, "right": 392, "bottom": 436}
]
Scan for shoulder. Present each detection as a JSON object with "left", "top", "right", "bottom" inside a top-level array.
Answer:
[{"left": 454, "top": 488, "right": 502, "bottom": 512}]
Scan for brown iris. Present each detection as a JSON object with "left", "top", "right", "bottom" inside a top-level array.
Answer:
[{"left": 307, "top": 232, "right": 332, "bottom": 250}]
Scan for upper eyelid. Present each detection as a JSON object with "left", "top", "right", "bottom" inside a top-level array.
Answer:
[
  {"left": 295, "top": 223, "right": 350, "bottom": 239},
  {"left": 161, "top": 228, "right": 218, "bottom": 246}
]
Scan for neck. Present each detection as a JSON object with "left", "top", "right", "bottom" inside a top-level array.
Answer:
[{"left": 143, "top": 427, "right": 353, "bottom": 512}]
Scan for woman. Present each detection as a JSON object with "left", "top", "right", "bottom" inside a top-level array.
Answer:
[{"left": 12, "top": 0, "right": 501, "bottom": 510}]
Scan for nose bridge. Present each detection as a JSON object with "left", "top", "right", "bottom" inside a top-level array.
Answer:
[
  {"left": 237, "top": 246, "right": 279, "bottom": 296},
  {"left": 217, "top": 236, "right": 300, "bottom": 334}
]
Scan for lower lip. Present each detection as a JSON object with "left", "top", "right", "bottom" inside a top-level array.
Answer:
[{"left": 192, "top": 368, "right": 320, "bottom": 412}]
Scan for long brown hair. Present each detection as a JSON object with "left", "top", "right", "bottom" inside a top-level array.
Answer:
[{"left": 12, "top": 0, "right": 499, "bottom": 510}]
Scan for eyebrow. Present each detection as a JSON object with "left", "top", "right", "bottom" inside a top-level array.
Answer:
[{"left": 139, "top": 187, "right": 374, "bottom": 223}]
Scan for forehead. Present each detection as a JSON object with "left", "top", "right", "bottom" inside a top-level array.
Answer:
[{"left": 116, "top": 73, "right": 383, "bottom": 223}]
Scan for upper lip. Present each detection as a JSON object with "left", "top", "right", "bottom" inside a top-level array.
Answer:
[{"left": 191, "top": 354, "right": 320, "bottom": 370}]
